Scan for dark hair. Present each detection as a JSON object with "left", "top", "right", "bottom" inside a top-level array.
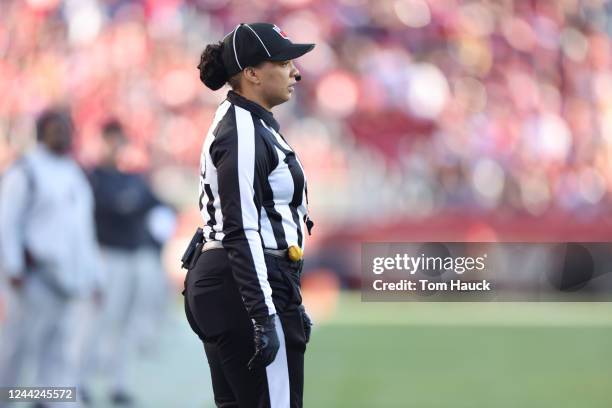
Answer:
[
  {"left": 197, "top": 41, "right": 229, "bottom": 91},
  {"left": 36, "top": 109, "right": 70, "bottom": 141},
  {"left": 102, "top": 119, "right": 123, "bottom": 135}
]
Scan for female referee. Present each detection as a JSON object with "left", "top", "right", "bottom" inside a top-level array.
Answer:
[{"left": 182, "top": 23, "right": 315, "bottom": 408}]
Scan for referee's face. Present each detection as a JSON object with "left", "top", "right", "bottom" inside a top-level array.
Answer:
[{"left": 257, "top": 60, "right": 300, "bottom": 109}]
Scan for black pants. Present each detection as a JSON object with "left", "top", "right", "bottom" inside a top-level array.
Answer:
[{"left": 184, "top": 248, "right": 307, "bottom": 408}]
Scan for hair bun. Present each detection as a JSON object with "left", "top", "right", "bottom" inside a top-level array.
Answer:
[{"left": 197, "top": 42, "right": 228, "bottom": 91}]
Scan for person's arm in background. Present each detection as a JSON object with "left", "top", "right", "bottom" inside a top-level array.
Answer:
[
  {"left": 77, "top": 168, "right": 105, "bottom": 303},
  {"left": 0, "top": 163, "right": 30, "bottom": 289}
]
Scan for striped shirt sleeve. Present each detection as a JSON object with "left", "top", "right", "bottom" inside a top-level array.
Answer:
[{"left": 211, "top": 105, "right": 276, "bottom": 319}]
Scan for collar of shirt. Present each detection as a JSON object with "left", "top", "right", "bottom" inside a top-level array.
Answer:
[{"left": 226, "top": 90, "right": 280, "bottom": 133}]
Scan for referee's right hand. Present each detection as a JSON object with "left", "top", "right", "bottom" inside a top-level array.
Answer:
[{"left": 248, "top": 315, "right": 280, "bottom": 370}]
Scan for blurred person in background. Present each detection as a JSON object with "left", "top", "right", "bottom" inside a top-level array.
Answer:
[
  {"left": 80, "top": 120, "right": 159, "bottom": 406},
  {"left": 182, "top": 23, "right": 315, "bottom": 407},
  {"left": 136, "top": 203, "right": 177, "bottom": 354},
  {"left": 0, "top": 109, "right": 102, "bottom": 408}
]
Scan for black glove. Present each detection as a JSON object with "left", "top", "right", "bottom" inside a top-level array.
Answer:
[
  {"left": 248, "top": 315, "right": 280, "bottom": 371},
  {"left": 299, "top": 305, "right": 313, "bottom": 343}
]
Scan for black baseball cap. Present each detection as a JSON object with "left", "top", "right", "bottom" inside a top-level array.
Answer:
[{"left": 221, "top": 23, "right": 315, "bottom": 77}]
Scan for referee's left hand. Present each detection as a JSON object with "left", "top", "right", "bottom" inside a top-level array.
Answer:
[{"left": 248, "top": 315, "right": 280, "bottom": 370}]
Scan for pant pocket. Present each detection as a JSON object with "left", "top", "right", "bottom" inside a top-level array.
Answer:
[
  {"left": 280, "top": 310, "right": 307, "bottom": 353},
  {"left": 187, "top": 250, "right": 229, "bottom": 295}
]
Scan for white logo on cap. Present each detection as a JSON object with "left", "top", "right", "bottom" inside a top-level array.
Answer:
[{"left": 272, "top": 25, "right": 291, "bottom": 40}]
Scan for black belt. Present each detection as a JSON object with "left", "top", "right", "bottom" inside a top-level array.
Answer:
[{"left": 202, "top": 241, "right": 299, "bottom": 260}]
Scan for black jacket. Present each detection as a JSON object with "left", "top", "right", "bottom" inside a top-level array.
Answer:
[{"left": 89, "top": 167, "right": 158, "bottom": 250}]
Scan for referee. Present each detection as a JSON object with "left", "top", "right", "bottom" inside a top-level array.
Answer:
[{"left": 182, "top": 23, "right": 315, "bottom": 407}]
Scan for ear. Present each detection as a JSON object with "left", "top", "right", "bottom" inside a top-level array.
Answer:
[{"left": 243, "top": 67, "right": 261, "bottom": 86}]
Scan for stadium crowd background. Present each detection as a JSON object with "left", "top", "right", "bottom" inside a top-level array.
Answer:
[
  {"left": 2, "top": 0, "right": 612, "bottom": 277},
  {"left": 2, "top": 1, "right": 612, "bottom": 406}
]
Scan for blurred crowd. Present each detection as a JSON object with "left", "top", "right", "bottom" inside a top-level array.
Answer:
[{"left": 2, "top": 0, "right": 612, "bottom": 227}]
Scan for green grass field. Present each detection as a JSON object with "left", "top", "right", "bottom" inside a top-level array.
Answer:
[
  {"left": 46, "top": 293, "right": 612, "bottom": 407},
  {"left": 303, "top": 295, "right": 612, "bottom": 408}
]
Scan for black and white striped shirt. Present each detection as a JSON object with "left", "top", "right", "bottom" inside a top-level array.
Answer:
[{"left": 198, "top": 91, "right": 311, "bottom": 319}]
